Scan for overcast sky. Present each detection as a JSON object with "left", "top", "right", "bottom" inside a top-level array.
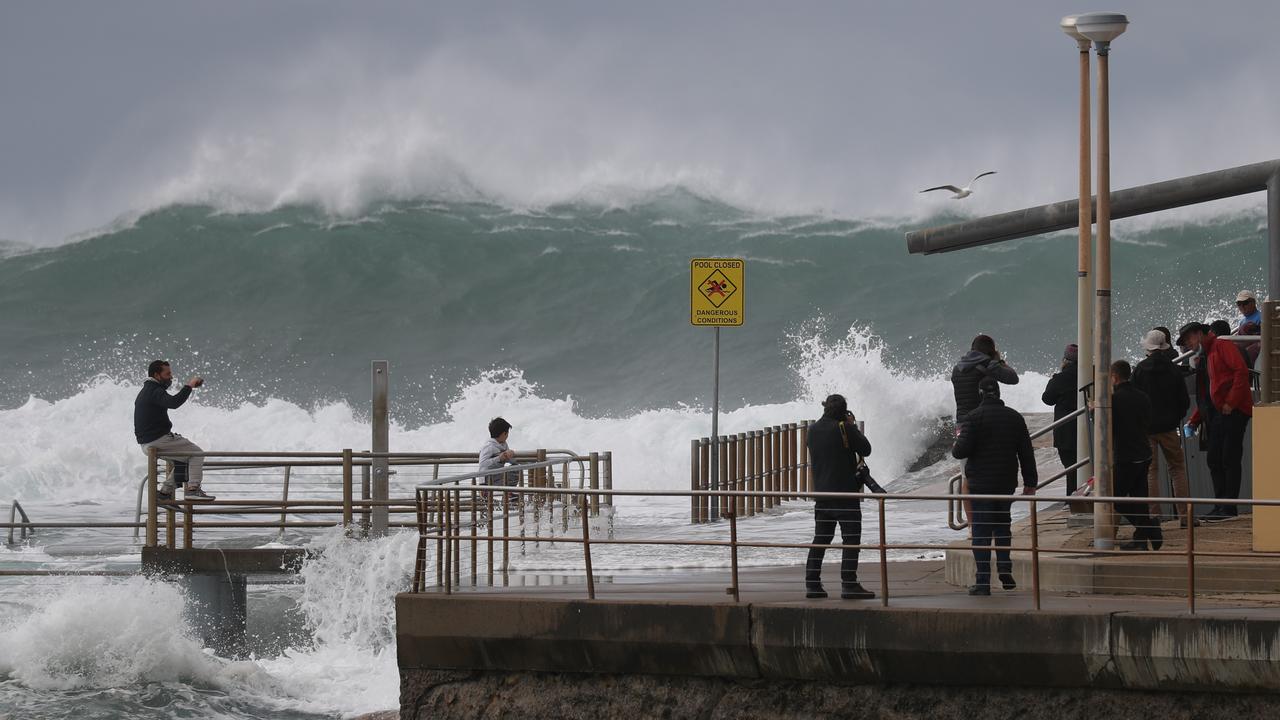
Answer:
[{"left": 3, "top": 1, "right": 1279, "bottom": 245}]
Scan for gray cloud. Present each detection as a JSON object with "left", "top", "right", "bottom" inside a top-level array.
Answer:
[{"left": 3, "top": 0, "right": 1279, "bottom": 245}]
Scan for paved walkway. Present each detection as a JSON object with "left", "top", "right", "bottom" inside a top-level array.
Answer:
[{"left": 429, "top": 558, "right": 1280, "bottom": 617}]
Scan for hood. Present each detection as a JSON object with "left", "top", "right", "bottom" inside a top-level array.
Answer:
[{"left": 956, "top": 350, "right": 993, "bottom": 371}]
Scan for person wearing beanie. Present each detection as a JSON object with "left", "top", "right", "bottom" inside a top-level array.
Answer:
[
  {"left": 951, "top": 334, "right": 1019, "bottom": 424},
  {"left": 1132, "top": 329, "right": 1193, "bottom": 527},
  {"left": 803, "top": 394, "right": 876, "bottom": 600},
  {"left": 1041, "top": 343, "right": 1080, "bottom": 496}
]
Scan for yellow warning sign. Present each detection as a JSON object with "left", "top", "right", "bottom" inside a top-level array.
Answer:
[{"left": 690, "top": 258, "right": 745, "bottom": 326}]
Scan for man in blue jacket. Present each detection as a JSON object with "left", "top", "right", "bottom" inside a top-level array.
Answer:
[{"left": 134, "top": 360, "right": 214, "bottom": 501}]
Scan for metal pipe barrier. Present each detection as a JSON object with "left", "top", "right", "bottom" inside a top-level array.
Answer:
[
  {"left": 6, "top": 500, "right": 33, "bottom": 545},
  {"left": 414, "top": 484, "right": 1280, "bottom": 615},
  {"left": 133, "top": 449, "right": 606, "bottom": 549},
  {"left": 691, "top": 421, "right": 812, "bottom": 523}
]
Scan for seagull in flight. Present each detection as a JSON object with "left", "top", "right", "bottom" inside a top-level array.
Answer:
[{"left": 919, "top": 171, "right": 997, "bottom": 199}]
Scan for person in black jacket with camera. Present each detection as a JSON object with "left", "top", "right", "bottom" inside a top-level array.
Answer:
[
  {"left": 804, "top": 394, "right": 875, "bottom": 600},
  {"left": 1041, "top": 344, "right": 1079, "bottom": 495},
  {"left": 952, "top": 378, "right": 1037, "bottom": 596}
]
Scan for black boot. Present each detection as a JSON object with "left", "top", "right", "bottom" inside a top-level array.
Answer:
[
  {"left": 805, "top": 584, "right": 827, "bottom": 599},
  {"left": 840, "top": 582, "right": 875, "bottom": 600}
]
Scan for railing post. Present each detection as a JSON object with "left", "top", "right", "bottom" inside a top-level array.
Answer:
[
  {"left": 279, "top": 465, "right": 292, "bottom": 541},
  {"left": 800, "top": 420, "right": 810, "bottom": 493},
  {"left": 1186, "top": 499, "right": 1196, "bottom": 615},
  {"left": 589, "top": 452, "right": 600, "bottom": 516},
  {"left": 727, "top": 435, "right": 738, "bottom": 517},
  {"left": 727, "top": 493, "right": 740, "bottom": 602},
  {"left": 783, "top": 422, "right": 793, "bottom": 497},
  {"left": 737, "top": 433, "right": 747, "bottom": 516},
  {"left": 435, "top": 490, "right": 443, "bottom": 587},
  {"left": 443, "top": 490, "right": 452, "bottom": 595},
  {"left": 698, "top": 438, "right": 710, "bottom": 523},
  {"left": 602, "top": 451, "right": 613, "bottom": 507},
  {"left": 1030, "top": 495, "right": 1041, "bottom": 611},
  {"left": 581, "top": 493, "right": 596, "bottom": 600},
  {"left": 371, "top": 361, "right": 390, "bottom": 537},
  {"left": 691, "top": 439, "right": 700, "bottom": 523},
  {"left": 1263, "top": 299, "right": 1278, "bottom": 404},
  {"left": 412, "top": 489, "right": 426, "bottom": 593},
  {"left": 342, "top": 449, "right": 354, "bottom": 527},
  {"left": 361, "top": 462, "right": 371, "bottom": 536},
  {"left": 878, "top": 496, "right": 889, "bottom": 607},
  {"left": 165, "top": 507, "right": 176, "bottom": 550},
  {"left": 146, "top": 447, "right": 158, "bottom": 548},
  {"left": 772, "top": 426, "right": 782, "bottom": 506},
  {"left": 747, "top": 427, "right": 757, "bottom": 512}
]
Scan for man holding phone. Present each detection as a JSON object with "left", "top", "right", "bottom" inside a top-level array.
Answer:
[{"left": 134, "top": 360, "right": 213, "bottom": 501}]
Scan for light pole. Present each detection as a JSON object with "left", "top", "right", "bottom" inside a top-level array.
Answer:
[
  {"left": 1060, "top": 15, "right": 1094, "bottom": 523},
  {"left": 1076, "top": 11, "right": 1128, "bottom": 550}
]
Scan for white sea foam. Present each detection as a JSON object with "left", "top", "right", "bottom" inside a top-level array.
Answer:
[{"left": 0, "top": 326, "right": 1046, "bottom": 506}]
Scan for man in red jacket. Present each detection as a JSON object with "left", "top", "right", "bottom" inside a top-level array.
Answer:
[{"left": 1184, "top": 320, "right": 1253, "bottom": 520}]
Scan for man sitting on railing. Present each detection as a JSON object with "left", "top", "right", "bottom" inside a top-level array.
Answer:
[
  {"left": 952, "top": 378, "right": 1036, "bottom": 597},
  {"left": 134, "top": 360, "right": 214, "bottom": 502},
  {"left": 804, "top": 394, "right": 876, "bottom": 601}
]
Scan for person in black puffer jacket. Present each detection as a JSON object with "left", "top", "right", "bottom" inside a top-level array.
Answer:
[
  {"left": 1132, "top": 329, "right": 1193, "bottom": 526},
  {"left": 952, "top": 334, "right": 1019, "bottom": 424},
  {"left": 952, "top": 379, "right": 1037, "bottom": 596},
  {"left": 1110, "top": 360, "right": 1161, "bottom": 550},
  {"left": 1041, "top": 343, "right": 1080, "bottom": 495},
  {"left": 803, "top": 394, "right": 875, "bottom": 601}
]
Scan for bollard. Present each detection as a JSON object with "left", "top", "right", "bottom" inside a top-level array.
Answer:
[
  {"left": 589, "top": 452, "right": 601, "bottom": 516},
  {"left": 341, "top": 449, "right": 353, "bottom": 527},
  {"left": 737, "top": 433, "right": 747, "bottom": 517},
  {"left": 699, "top": 439, "right": 710, "bottom": 523},
  {"left": 753, "top": 430, "right": 764, "bottom": 515},
  {"left": 800, "top": 420, "right": 810, "bottom": 492},
  {"left": 602, "top": 451, "right": 613, "bottom": 507},
  {"left": 691, "top": 439, "right": 700, "bottom": 523}
]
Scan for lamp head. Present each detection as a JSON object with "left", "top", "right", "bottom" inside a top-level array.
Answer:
[
  {"left": 1075, "top": 12, "right": 1129, "bottom": 43},
  {"left": 1060, "top": 15, "right": 1089, "bottom": 42}
]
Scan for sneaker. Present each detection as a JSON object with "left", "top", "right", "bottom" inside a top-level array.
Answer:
[
  {"left": 1179, "top": 516, "right": 1201, "bottom": 529},
  {"left": 184, "top": 488, "right": 216, "bottom": 502},
  {"left": 157, "top": 487, "right": 175, "bottom": 502},
  {"left": 840, "top": 583, "right": 876, "bottom": 600},
  {"left": 805, "top": 586, "right": 828, "bottom": 599},
  {"left": 967, "top": 584, "right": 991, "bottom": 596},
  {"left": 999, "top": 573, "right": 1017, "bottom": 591}
]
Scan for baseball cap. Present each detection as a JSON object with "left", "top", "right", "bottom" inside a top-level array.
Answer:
[{"left": 1236, "top": 290, "right": 1257, "bottom": 303}]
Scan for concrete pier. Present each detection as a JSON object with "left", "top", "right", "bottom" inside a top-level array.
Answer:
[
  {"left": 396, "top": 561, "right": 1280, "bottom": 719},
  {"left": 142, "top": 547, "right": 310, "bottom": 656}
]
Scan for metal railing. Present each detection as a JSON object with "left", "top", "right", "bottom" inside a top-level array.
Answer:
[
  {"left": 135, "top": 448, "right": 610, "bottom": 549},
  {"left": 414, "top": 483, "right": 1280, "bottom": 615},
  {"left": 690, "top": 422, "right": 810, "bottom": 523},
  {"left": 6, "top": 500, "right": 32, "bottom": 546}
]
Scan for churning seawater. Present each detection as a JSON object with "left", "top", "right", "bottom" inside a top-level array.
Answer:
[{"left": 0, "top": 192, "right": 1268, "bottom": 717}]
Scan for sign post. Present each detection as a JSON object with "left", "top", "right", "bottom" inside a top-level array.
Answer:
[{"left": 691, "top": 258, "right": 745, "bottom": 518}]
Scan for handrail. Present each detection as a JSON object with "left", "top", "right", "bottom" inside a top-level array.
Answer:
[
  {"left": 7, "top": 500, "right": 33, "bottom": 545},
  {"left": 417, "top": 483, "right": 1280, "bottom": 613},
  {"left": 137, "top": 449, "right": 608, "bottom": 549}
]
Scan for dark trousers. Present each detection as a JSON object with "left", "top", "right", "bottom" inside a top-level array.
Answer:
[
  {"left": 970, "top": 499, "right": 1012, "bottom": 587},
  {"left": 805, "top": 505, "right": 862, "bottom": 589},
  {"left": 1056, "top": 446, "right": 1078, "bottom": 495},
  {"left": 1115, "top": 459, "right": 1161, "bottom": 540},
  {"left": 1207, "top": 413, "right": 1250, "bottom": 513}
]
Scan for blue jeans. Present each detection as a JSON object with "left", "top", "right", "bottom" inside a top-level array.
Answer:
[{"left": 970, "top": 499, "right": 1012, "bottom": 587}]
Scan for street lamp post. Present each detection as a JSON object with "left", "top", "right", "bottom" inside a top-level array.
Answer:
[
  {"left": 1060, "top": 15, "right": 1094, "bottom": 524},
  {"left": 1075, "top": 11, "right": 1129, "bottom": 550}
]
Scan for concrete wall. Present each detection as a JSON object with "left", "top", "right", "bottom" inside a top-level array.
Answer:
[{"left": 398, "top": 595, "right": 1280, "bottom": 697}]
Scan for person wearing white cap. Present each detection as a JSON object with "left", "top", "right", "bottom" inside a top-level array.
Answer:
[
  {"left": 1235, "top": 290, "right": 1262, "bottom": 367},
  {"left": 1132, "top": 329, "right": 1194, "bottom": 527},
  {"left": 1235, "top": 290, "right": 1261, "bottom": 332}
]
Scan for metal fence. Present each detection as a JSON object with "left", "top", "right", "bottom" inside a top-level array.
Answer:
[
  {"left": 413, "top": 481, "right": 1280, "bottom": 615},
  {"left": 690, "top": 422, "right": 811, "bottom": 523}
]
